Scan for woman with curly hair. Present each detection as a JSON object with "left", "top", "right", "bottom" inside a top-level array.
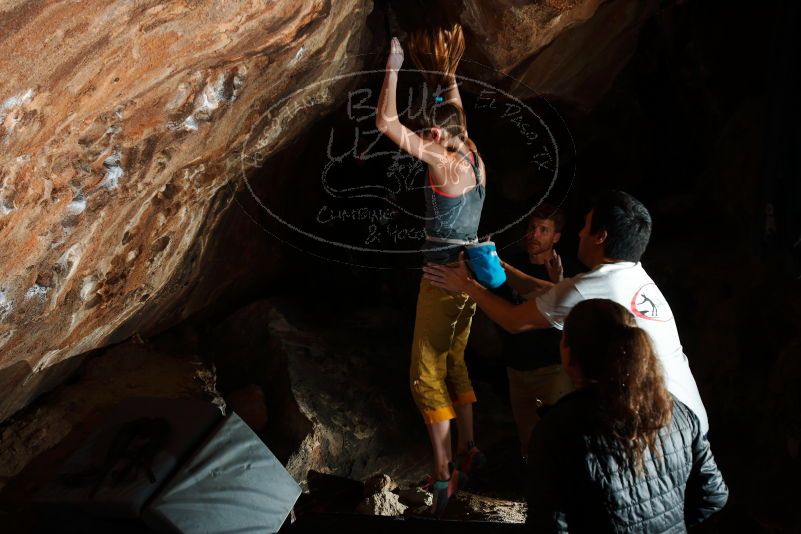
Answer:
[{"left": 526, "top": 298, "right": 728, "bottom": 532}]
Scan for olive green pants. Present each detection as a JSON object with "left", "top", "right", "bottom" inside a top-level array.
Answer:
[{"left": 410, "top": 277, "right": 477, "bottom": 424}]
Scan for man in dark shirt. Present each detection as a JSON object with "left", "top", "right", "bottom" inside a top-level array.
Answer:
[{"left": 495, "top": 204, "right": 575, "bottom": 460}]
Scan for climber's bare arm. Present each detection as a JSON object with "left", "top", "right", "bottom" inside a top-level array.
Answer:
[{"left": 376, "top": 37, "right": 449, "bottom": 168}]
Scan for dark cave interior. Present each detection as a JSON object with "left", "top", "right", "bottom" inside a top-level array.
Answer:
[{"left": 1, "top": 1, "right": 799, "bottom": 532}]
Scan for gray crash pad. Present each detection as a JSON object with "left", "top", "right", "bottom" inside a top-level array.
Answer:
[
  {"left": 143, "top": 412, "right": 301, "bottom": 533},
  {"left": 33, "top": 397, "right": 222, "bottom": 519}
]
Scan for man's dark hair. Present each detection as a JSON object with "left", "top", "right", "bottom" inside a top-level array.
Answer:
[
  {"left": 531, "top": 203, "right": 565, "bottom": 233},
  {"left": 590, "top": 190, "right": 652, "bottom": 262}
]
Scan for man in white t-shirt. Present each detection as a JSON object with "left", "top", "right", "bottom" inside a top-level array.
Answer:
[{"left": 423, "top": 191, "right": 709, "bottom": 433}]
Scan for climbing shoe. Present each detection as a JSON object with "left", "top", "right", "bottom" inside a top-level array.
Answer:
[
  {"left": 430, "top": 469, "right": 468, "bottom": 518},
  {"left": 454, "top": 444, "right": 486, "bottom": 477}
]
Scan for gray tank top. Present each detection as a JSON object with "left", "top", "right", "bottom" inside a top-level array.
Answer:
[{"left": 422, "top": 149, "right": 485, "bottom": 264}]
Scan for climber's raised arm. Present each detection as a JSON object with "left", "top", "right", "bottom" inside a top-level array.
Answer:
[{"left": 376, "top": 37, "right": 448, "bottom": 168}]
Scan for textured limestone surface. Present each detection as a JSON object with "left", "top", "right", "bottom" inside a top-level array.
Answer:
[
  {"left": 386, "top": 0, "right": 656, "bottom": 108},
  {"left": 459, "top": 0, "right": 658, "bottom": 108},
  {"left": 0, "top": 0, "right": 376, "bottom": 421},
  {"left": 0, "top": 0, "right": 643, "bottom": 423},
  {"left": 460, "top": 0, "right": 605, "bottom": 74}
]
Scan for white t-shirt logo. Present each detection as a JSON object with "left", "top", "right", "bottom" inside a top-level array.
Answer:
[{"left": 630, "top": 283, "right": 673, "bottom": 322}]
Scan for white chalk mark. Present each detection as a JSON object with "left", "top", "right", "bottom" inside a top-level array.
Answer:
[
  {"left": 0, "top": 200, "right": 13, "bottom": 216},
  {"left": 167, "top": 70, "right": 243, "bottom": 133},
  {"left": 66, "top": 190, "right": 86, "bottom": 215},
  {"left": 99, "top": 150, "right": 123, "bottom": 189},
  {"left": 1, "top": 88, "right": 34, "bottom": 115},
  {"left": 182, "top": 115, "right": 198, "bottom": 131},
  {"left": 192, "top": 73, "right": 230, "bottom": 120},
  {"left": 0, "top": 329, "right": 14, "bottom": 349},
  {"left": 57, "top": 244, "right": 83, "bottom": 282},
  {"left": 24, "top": 284, "right": 48, "bottom": 300},
  {"left": 1, "top": 88, "right": 35, "bottom": 142},
  {"left": 0, "top": 290, "right": 13, "bottom": 321},
  {"left": 289, "top": 46, "right": 305, "bottom": 67},
  {"left": 79, "top": 276, "right": 97, "bottom": 301}
]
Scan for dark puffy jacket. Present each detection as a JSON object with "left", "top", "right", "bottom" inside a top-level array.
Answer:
[{"left": 526, "top": 388, "right": 728, "bottom": 533}]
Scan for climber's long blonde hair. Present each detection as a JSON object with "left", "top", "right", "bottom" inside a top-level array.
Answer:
[
  {"left": 408, "top": 23, "right": 465, "bottom": 91},
  {"left": 407, "top": 24, "right": 476, "bottom": 154}
]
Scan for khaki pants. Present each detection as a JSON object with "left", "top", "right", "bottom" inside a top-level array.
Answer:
[
  {"left": 507, "top": 364, "right": 574, "bottom": 455},
  {"left": 410, "top": 277, "right": 477, "bottom": 424}
]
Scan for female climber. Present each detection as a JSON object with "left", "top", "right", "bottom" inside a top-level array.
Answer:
[{"left": 376, "top": 24, "right": 486, "bottom": 517}]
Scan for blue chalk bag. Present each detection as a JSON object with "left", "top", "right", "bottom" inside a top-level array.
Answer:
[{"left": 465, "top": 241, "right": 506, "bottom": 288}]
